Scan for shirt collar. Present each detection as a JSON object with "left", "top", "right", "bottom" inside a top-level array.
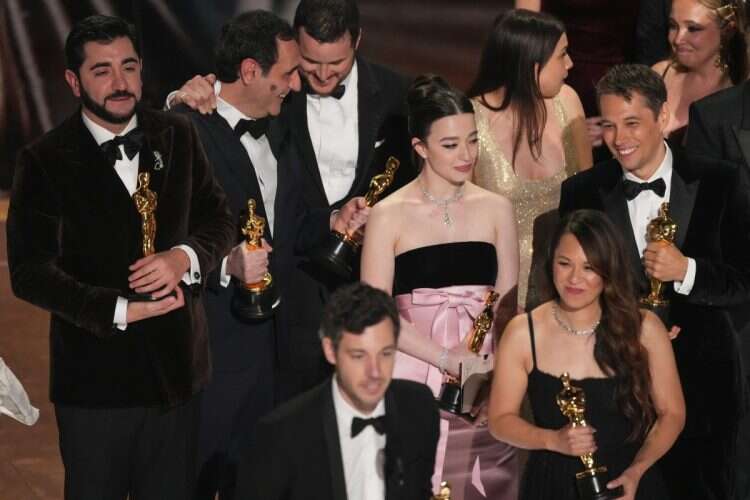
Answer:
[
  {"left": 81, "top": 111, "right": 138, "bottom": 146},
  {"left": 623, "top": 141, "right": 673, "bottom": 184},
  {"left": 331, "top": 375, "right": 386, "bottom": 427},
  {"left": 215, "top": 80, "right": 260, "bottom": 130}
]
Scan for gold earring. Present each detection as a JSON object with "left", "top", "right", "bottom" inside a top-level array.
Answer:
[{"left": 714, "top": 45, "right": 729, "bottom": 72}]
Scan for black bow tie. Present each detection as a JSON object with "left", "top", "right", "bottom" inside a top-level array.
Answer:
[
  {"left": 351, "top": 415, "right": 386, "bottom": 438},
  {"left": 303, "top": 78, "right": 346, "bottom": 99},
  {"left": 234, "top": 118, "right": 269, "bottom": 139},
  {"left": 622, "top": 178, "right": 667, "bottom": 200},
  {"left": 100, "top": 128, "right": 144, "bottom": 165}
]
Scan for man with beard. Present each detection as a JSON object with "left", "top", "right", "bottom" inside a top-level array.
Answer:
[
  {"left": 6, "top": 15, "right": 234, "bottom": 499},
  {"left": 170, "top": 0, "right": 414, "bottom": 404}
]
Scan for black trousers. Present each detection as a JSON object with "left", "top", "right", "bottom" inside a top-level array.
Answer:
[
  {"left": 194, "top": 357, "right": 274, "bottom": 500},
  {"left": 55, "top": 397, "right": 199, "bottom": 500},
  {"left": 736, "top": 402, "right": 750, "bottom": 500}
]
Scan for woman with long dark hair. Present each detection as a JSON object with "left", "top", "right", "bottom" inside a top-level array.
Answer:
[
  {"left": 468, "top": 9, "right": 592, "bottom": 311},
  {"left": 653, "top": 0, "right": 749, "bottom": 144},
  {"left": 488, "top": 210, "right": 685, "bottom": 500},
  {"left": 362, "top": 74, "right": 520, "bottom": 499}
]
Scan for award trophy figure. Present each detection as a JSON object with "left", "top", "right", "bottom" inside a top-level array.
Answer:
[
  {"left": 432, "top": 481, "right": 452, "bottom": 500},
  {"left": 314, "top": 156, "right": 400, "bottom": 278},
  {"left": 129, "top": 172, "right": 169, "bottom": 301},
  {"left": 437, "top": 290, "right": 499, "bottom": 415},
  {"left": 230, "top": 199, "right": 280, "bottom": 320},
  {"left": 557, "top": 373, "right": 624, "bottom": 499},
  {"left": 640, "top": 203, "right": 677, "bottom": 322}
]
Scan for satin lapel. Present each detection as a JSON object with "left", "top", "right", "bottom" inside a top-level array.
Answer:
[
  {"left": 322, "top": 382, "right": 348, "bottom": 500},
  {"left": 207, "top": 112, "right": 273, "bottom": 242},
  {"left": 384, "top": 388, "right": 402, "bottom": 500},
  {"left": 65, "top": 113, "right": 133, "bottom": 218},
  {"left": 289, "top": 92, "right": 327, "bottom": 202},
  {"left": 669, "top": 165, "right": 699, "bottom": 250},
  {"left": 600, "top": 179, "right": 645, "bottom": 282},
  {"left": 353, "top": 60, "right": 383, "bottom": 194}
]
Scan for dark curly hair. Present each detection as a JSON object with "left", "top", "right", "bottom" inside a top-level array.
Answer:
[{"left": 320, "top": 282, "right": 400, "bottom": 349}]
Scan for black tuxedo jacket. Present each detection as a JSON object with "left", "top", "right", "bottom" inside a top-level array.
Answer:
[
  {"left": 273, "top": 58, "right": 414, "bottom": 377},
  {"left": 7, "top": 107, "right": 234, "bottom": 407},
  {"left": 559, "top": 150, "right": 750, "bottom": 435},
  {"left": 235, "top": 378, "right": 439, "bottom": 500}
]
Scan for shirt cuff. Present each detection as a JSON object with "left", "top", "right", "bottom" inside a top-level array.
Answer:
[
  {"left": 674, "top": 257, "right": 696, "bottom": 295},
  {"left": 164, "top": 90, "right": 179, "bottom": 110},
  {"left": 220, "top": 256, "right": 231, "bottom": 288},
  {"left": 114, "top": 296, "right": 128, "bottom": 331},
  {"left": 329, "top": 209, "right": 340, "bottom": 231},
  {"left": 174, "top": 245, "right": 202, "bottom": 285}
]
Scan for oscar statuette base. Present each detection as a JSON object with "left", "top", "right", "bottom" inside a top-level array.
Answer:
[
  {"left": 312, "top": 231, "right": 358, "bottom": 279},
  {"left": 231, "top": 279, "right": 280, "bottom": 320},
  {"left": 575, "top": 467, "right": 624, "bottom": 500},
  {"left": 437, "top": 380, "right": 463, "bottom": 414}
]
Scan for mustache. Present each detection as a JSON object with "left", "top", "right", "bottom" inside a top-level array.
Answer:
[{"left": 105, "top": 91, "right": 135, "bottom": 101}]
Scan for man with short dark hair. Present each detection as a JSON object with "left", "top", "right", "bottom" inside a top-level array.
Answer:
[
  {"left": 172, "top": 10, "right": 368, "bottom": 499},
  {"left": 559, "top": 63, "right": 750, "bottom": 500},
  {"left": 234, "top": 282, "right": 439, "bottom": 500},
  {"left": 7, "top": 14, "right": 234, "bottom": 500}
]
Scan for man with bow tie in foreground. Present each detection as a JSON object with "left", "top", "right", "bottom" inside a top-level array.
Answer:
[
  {"left": 171, "top": 10, "right": 370, "bottom": 499},
  {"left": 234, "top": 282, "right": 439, "bottom": 500},
  {"left": 559, "top": 64, "right": 750, "bottom": 500},
  {"left": 6, "top": 15, "right": 235, "bottom": 500}
]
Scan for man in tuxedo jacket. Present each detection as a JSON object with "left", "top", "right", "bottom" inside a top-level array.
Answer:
[
  {"left": 6, "top": 15, "right": 234, "bottom": 500},
  {"left": 172, "top": 11, "right": 370, "bottom": 499},
  {"left": 234, "top": 282, "right": 439, "bottom": 500},
  {"left": 559, "top": 64, "right": 750, "bottom": 500},
  {"left": 170, "top": 0, "right": 415, "bottom": 403}
]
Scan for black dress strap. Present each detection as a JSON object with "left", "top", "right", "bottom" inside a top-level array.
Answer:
[{"left": 527, "top": 311, "right": 538, "bottom": 370}]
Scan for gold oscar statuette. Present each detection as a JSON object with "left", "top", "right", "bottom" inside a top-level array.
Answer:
[
  {"left": 432, "top": 481, "right": 452, "bottom": 500},
  {"left": 557, "top": 373, "right": 623, "bottom": 499},
  {"left": 641, "top": 202, "right": 677, "bottom": 308},
  {"left": 437, "top": 290, "right": 499, "bottom": 415},
  {"left": 132, "top": 172, "right": 157, "bottom": 257},
  {"left": 314, "top": 156, "right": 401, "bottom": 277},
  {"left": 230, "top": 199, "right": 280, "bottom": 319}
]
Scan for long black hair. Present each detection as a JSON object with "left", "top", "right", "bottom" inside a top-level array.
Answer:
[{"left": 467, "top": 9, "right": 565, "bottom": 168}]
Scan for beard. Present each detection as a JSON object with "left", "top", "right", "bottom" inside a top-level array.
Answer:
[{"left": 80, "top": 86, "right": 138, "bottom": 124}]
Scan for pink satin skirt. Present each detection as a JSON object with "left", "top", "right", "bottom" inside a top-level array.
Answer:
[{"left": 395, "top": 285, "right": 519, "bottom": 499}]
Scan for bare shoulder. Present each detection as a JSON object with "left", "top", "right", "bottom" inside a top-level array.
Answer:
[
  {"left": 466, "top": 182, "right": 513, "bottom": 211},
  {"left": 639, "top": 309, "right": 670, "bottom": 346},
  {"left": 652, "top": 60, "right": 671, "bottom": 77},
  {"left": 557, "top": 84, "right": 585, "bottom": 117}
]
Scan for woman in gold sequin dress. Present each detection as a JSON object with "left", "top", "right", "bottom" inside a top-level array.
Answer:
[{"left": 468, "top": 9, "right": 593, "bottom": 310}]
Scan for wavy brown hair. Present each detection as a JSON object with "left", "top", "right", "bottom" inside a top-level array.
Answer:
[{"left": 546, "top": 210, "right": 656, "bottom": 441}]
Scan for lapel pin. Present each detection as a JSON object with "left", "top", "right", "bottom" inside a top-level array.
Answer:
[{"left": 154, "top": 151, "right": 164, "bottom": 171}]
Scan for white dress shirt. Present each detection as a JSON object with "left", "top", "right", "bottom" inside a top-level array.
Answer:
[
  {"left": 307, "top": 62, "right": 359, "bottom": 205},
  {"left": 332, "top": 377, "right": 386, "bottom": 500},
  {"left": 81, "top": 112, "right": 201, "bottom": 330},
  {"left": 623, "top": 143, "right": 695, "bottom": 295},
  {"left": 213, "top": 81, "right": 278, "bottom": 288}
]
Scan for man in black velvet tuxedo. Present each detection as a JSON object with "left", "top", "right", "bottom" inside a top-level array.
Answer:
[
  {"left": 172, "top": 11, "right": 369, "bottom": 500},
  {"left": 559, "top": 64, "right": 750, "bottom": 500},
  {"left": 234, "top": 282, "right": 439, "bottom": 500},
  {"left": 6, "top": 15, "right": 234, "bottom": 500}
]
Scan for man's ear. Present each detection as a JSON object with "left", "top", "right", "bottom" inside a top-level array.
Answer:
[
  {"left": 239, "top": 58, "right": 261, "bottom": 84},
  {"left": 322, "top": 337, "right": 338, "bottom": 366},
  {"left": 64, "top": 69, "right": 81, "bottom": 98}
]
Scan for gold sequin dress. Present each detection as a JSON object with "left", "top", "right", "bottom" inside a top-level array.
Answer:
[{"left": 473, "top": 98, "right": 579, "bottom": 309}]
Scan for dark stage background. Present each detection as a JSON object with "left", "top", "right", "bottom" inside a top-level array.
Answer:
[{"left": 0, "top": 0, "right": 509, "bottom": 190}]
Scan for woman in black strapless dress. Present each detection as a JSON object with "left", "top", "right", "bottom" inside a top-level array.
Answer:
[
  {"left": 361, "top": 75, "right": 521, "bottom": 499},
  {"left": 488, "top": 210, "right": 685, "bottom": 500}
]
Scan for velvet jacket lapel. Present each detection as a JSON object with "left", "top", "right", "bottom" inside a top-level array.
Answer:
[
  {"left": 383, "top": 387, "right": 404, "bottom": 500},
  {"left": 348, "top": 58, "right": 383, "bottom": 200},
  {"left": 322, "top": 381, "right": 348, "bottom": 500},
  {"left": 668, "top": 149, "right": 700, "bottom": 250},
  {"left": 289, "top": 90, "right": 328, "bottom": 205}
]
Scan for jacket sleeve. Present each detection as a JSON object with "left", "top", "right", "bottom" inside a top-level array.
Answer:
[
  {"left": 685, "top": 102, "right": 724, "bottom": 161},
  {"left": 176, "top": 119, "right": 235, "bottom": 292},
  {"left": 688, "top": 165, "right": 750, "bottom": 307},
  {"left": 7, "top": 148, "right": 121, "bottom": 337}
]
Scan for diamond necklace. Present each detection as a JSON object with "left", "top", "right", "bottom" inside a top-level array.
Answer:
[
  {"left": 552, "top": 302, "right": 600, "bottom": 336},
  {"left": 419, "top": 181, "right": 464, "bottom": 227}
]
